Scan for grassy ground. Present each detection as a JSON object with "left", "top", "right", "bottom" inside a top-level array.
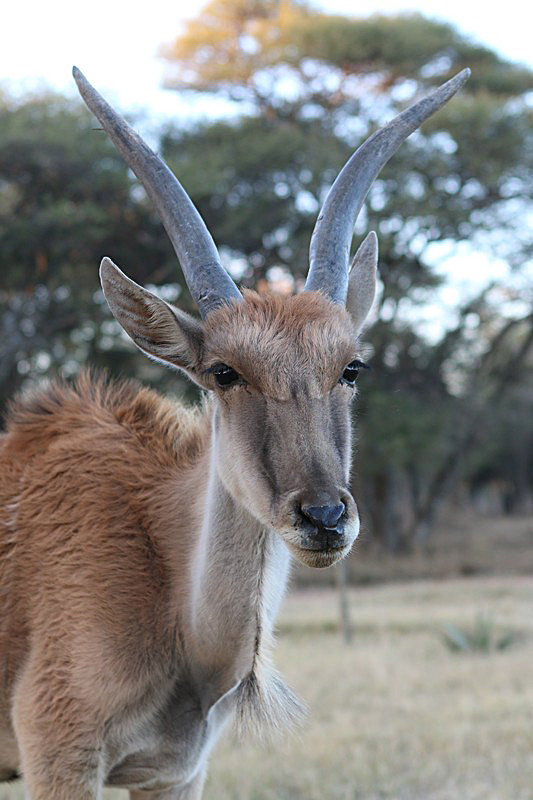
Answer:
[{"left": 2, "top": 575, "right": 532, "bottom": 800}]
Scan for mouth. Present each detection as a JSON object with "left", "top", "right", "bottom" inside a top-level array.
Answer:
[
  {"left": 299, "top": 529, "right": 347, "bottom": 551},
  {"left": 274, "top": 504, "right": 360, "bottom": 568},
  {"left": 288, "top": 523, "right": 355, "bottom": 568}
]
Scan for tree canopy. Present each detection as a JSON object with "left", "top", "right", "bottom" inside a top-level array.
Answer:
[
  {"left": 1, "top": 1, "right": 532, "bottom": 548},
  {"left": 162, "top": 0, "right": 533, "bottom": 545},
  {"left": 0, "top": 93, "right": 185, "bottom": 411}
]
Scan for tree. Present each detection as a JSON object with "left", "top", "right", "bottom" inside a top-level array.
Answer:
[
  {"left": 161, "top": 0, "right": 533, "bottom": 549},
  {"left": 2, "top": 4, "right": 531, "bottom": 554},
  {"left": 0, "top": 92, "right": 192, "bottom": 419}
]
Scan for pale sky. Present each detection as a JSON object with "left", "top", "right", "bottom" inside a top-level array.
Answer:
[
  {"left": 2, "top": 0, "right": 531, "bottom": 118},
  {"left": 1, "top": 0, "right": 531, "bottom": 339}
]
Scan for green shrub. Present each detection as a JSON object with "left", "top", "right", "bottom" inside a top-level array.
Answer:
[{"left": 441, "top": 614, "right": 518, "bottom": 653}]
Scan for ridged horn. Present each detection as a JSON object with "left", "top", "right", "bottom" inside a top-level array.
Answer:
[
  {"left": 73, "top": 67, "right": 242, "bottom": 318},
  {"left": 305, "top": 68, "right": 471, "bottom": 303}
]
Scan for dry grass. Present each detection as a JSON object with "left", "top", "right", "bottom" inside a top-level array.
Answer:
[{"left": 2, "top": 576, "right": 532, "bottom": 800}]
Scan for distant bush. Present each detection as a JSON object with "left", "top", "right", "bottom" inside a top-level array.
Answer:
[{"left": 441, "top": 614, "right": 518, "bottom": 653}]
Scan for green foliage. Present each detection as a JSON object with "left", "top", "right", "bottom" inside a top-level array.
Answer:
[
  {"left": 1, "top": 2, "right": 532, "bottom": 551},
  {"left": 163, "top": 0, "right": 533, "bottom": 549},
  {"left": 162, "top": 1, "right": 533, "bottom": 550},
  {"left": 0, "top": 93, "right": 180, "bottom": 293},
  {"left": 162, "top": 0, "right": 533, "bottom": 308},
  {"left": 0, "top": 92, "right": 192, "bottom": 415},
  {"left": 442, "top": 615, "right": 518, "bottom": 653},
  {"left": 164, "top": 2, "right": 533, "bottom": 100},
  {"left": 162, "top": 115, "right": 350, "bottom": 281}
]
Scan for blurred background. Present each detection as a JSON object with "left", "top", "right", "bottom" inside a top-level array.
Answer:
[{"left": 1, "top": 1, "right": 532, "bottom": 798}]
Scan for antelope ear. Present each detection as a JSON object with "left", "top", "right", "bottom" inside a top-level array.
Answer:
[
  {"left": 100, "top": 257, "right": 204, "bottom": 377},
  {"left": 346, "top": 232, "right": 377, "bottom": 334}
]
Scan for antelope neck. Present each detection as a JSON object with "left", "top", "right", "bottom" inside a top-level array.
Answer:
[{"left": 183, "top": 411, "right": 291, "bottom": 710}]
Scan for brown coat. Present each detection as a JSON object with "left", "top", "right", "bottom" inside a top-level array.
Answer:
[{"left": 0, "top": 290, "right": 366, "bottom": 799}]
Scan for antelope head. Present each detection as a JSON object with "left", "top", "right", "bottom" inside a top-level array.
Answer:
[{"left": 74, "top": 67, "right": 469, "bottom": 568}]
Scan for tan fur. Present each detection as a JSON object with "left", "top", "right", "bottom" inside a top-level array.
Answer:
[
  {"left": 203, "top": 290, "right": 357, "bottom": 399},
  {"left": 0, "top": 291, "right": 364, "bottom": 799}
]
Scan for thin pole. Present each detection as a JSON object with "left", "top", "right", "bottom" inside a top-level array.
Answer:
[{"left": 336, "top": 558, "right": 353, "bottom": 644}]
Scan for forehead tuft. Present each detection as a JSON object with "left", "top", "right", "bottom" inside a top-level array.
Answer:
[{"left": 202, "top": 290, "right": 358, "bottom": 394}]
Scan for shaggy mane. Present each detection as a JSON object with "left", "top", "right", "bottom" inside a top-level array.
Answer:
[{"left": 5, "top": 370, "right": 208, "bottom": 468}]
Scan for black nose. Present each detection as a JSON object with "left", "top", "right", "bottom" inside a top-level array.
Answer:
[{"left": 300, "top": 502, "right": 345, "bottom": 530}]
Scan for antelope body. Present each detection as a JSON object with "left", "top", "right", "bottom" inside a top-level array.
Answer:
[{"left": 0, "top": 67, "right": 469, "bottom": 798}]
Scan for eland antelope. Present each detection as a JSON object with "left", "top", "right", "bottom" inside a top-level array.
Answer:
[{"left": 0, "top": 67, "right": 469, "bottom": 799}]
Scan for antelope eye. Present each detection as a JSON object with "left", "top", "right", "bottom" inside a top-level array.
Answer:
[
  {"left": 341, "top": 359, "right": 367, "bottom": 386},
  {"left": 213, "top": 364, "right": 240, "bottom": 388}
]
